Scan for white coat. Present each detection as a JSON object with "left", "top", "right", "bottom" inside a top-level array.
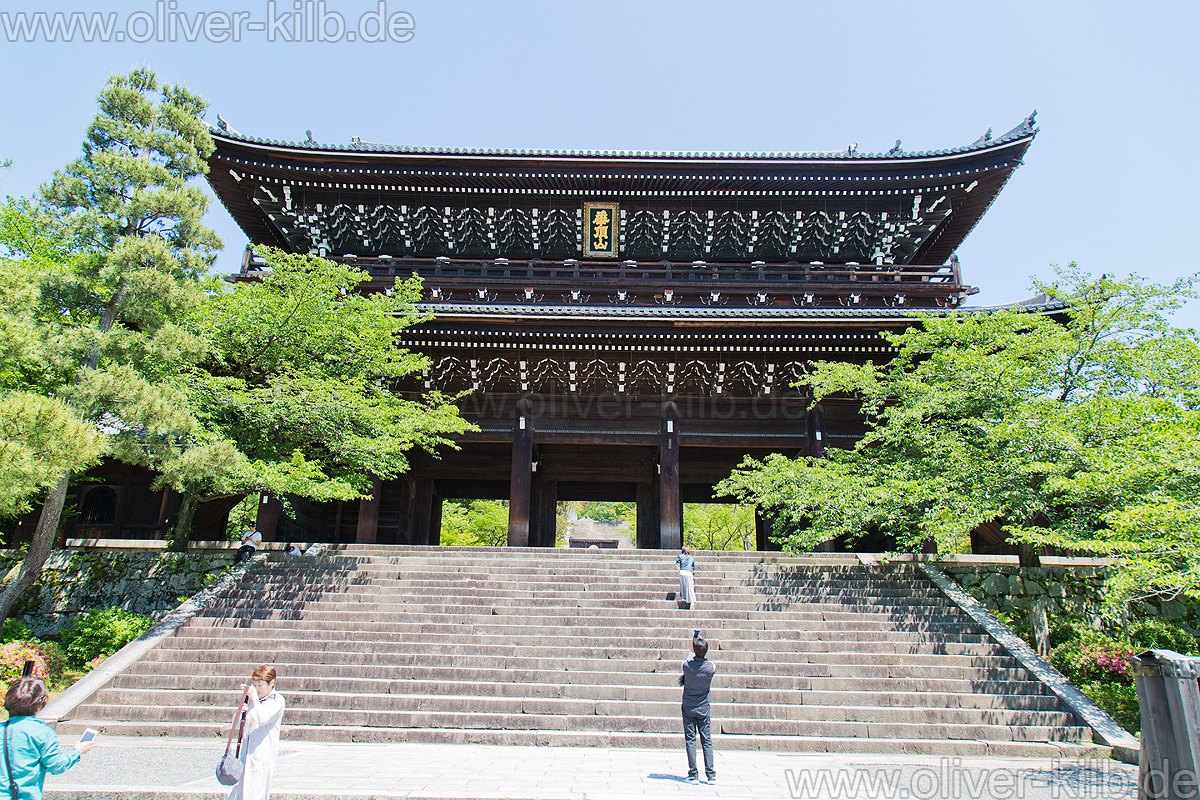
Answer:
[{"left": 226, "top": 689, "right": 285, "bottom": 800}]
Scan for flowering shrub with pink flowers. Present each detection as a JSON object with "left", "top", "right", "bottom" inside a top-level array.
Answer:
[{"left": 0, "top": 640, "right": 67, "bottom": 688}]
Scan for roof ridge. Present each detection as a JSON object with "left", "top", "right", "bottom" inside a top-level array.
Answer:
[{"left": 207, "top": 115, "right": 1038, "bottom": 161}]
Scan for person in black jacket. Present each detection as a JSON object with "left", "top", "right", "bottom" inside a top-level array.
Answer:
[{"left": 679, "top": 633, "right": 716, "bottom": 784}]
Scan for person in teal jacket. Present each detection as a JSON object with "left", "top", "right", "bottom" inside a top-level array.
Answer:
[{"left": 1, "top": 677, "right": 91, "bottom": 800}]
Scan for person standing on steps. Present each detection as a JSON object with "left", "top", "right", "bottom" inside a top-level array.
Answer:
[
  {"left": 676, "top": 546, "right": 697, "bottom": 609},
  {"left": 227, "top": 664, "right": 285, "bottom": 800},
  {"left": 679, "top": 633, "right": 716, "bottom": 785},
  {"left": 235, "top": 523, "right": 262, "bottom": 565}
]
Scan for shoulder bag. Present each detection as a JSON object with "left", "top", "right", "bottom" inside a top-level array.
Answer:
[{"left": 216, "top": 699, "right": 247, "bottom": 786}]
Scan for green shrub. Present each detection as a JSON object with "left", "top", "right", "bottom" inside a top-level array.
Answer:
[
  {"left": 1125, "top": 619, "right": 1200, "bottom": 655},
  {"left": 60, "top": 608, "right": 154, "bottom": 670},
  {"left": 1080, "top": 682, "right": 1141, "bottom": 734},
  {"left": 0, "top": 619, "right": 32, "bottom": 644}
]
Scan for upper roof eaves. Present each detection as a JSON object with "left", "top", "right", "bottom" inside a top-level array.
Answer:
[{"left": 210, "top": 112, "right": 1038, "bottom": 163}]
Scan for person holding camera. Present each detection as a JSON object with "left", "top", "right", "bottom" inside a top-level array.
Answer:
[
  {"left": 226, "top": 664, "right": 285, "bottom": 800},
  {"left": 678, "top": 633, "right": 716, "bottom": 784},
  {"left": 1, "top": 677, "right": 91, "bottom": 800}
]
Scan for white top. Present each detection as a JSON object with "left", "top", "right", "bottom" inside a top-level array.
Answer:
[{"left": 240, "top": 530, "right": 263, "bottom": 550}]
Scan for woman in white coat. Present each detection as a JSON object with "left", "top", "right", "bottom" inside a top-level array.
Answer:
[{"left": 227, "top": 664, "right": 285, "bottom": 800}]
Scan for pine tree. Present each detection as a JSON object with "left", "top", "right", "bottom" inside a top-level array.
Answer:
[{"left": 0, "top": 69, "right": 220, "bottom": 628}]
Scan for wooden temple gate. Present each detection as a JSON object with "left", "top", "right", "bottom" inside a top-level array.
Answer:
[{"left": 202, "top": 115, "right": 1039, "bottom": 550}]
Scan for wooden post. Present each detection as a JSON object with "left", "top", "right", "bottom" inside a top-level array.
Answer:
[
  {"left": 637, "top": 481, "right": 660, "bottom": 550},
  {"left": 356, "top": 478, "right": 382, "bottom": 543},
  {"left": 256, "top": 494, "right": 280, "bottom": 542},
  {"left": 807, "top": 403, "right": 826, "bottom": 458},
  {"left": 508, "top": 401, "right": 533, "bottom": 547},
  {"left": 659, "top": 402, "right": 682, "bottom": 551}
]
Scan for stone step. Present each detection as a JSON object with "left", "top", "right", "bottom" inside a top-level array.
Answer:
[
  {"left": 159, "top": 630, "right": 1015, "bottom": 661},
  {"left": 136, "top": 646, "right": 1037, "bottom": 682},
  {"left": 65, "top": 702, "right": 1090, "bottom": 744},
  {"left": 181, "top": 615, "right": 996, "bottom": 643},
  {"left": 198, "top": 597, "right": 964, "bottom": 617},
  {"left": 102, "top": 674, "right": 1068, "bottom": 711},
  {"left": 154, "top": 634, "right": 1025, "bottom": 668},
  {"left": 193, "top": 607, "right": 985, "bottom": 632},
  {"left": 55, "top": 720, "right": 1104, "bottom": 759},
  {"left": 119, "top": 659, "right": 1055, "bottom": 695},
  {"left": 236, "top": 579, "right": 952, "bottom": 600},
  {"left": 82, "top": 688, "right": 1077, "bottom": 727}
]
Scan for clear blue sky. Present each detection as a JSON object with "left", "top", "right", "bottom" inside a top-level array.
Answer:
[{"left": 2, "top": 1, "right": 1197, "bottom": 324}]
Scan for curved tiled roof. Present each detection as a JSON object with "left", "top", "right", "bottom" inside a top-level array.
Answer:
[{"left": 210, "top": 113, "right": 1037, "bottom": 163}]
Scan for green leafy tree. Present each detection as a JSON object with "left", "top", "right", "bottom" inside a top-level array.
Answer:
[
  {"left": 0, "top": 69, "right": 219, "bottom": 629},
  {"left": 683, "top": 503, "right": 753, "bottom": 551},
  {"left": 440, "top": 500, "right": 509, "bottom": 546},
  {"left": 719, "top": 266, "right": 1200, "bottom": 605},
  {"left": 169, "top": 247, "right": 472, "bottom": 546}
]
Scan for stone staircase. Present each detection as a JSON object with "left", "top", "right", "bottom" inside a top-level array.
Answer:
[{"left": 60, "top": 546, "right": 1105, "bottom": 756}]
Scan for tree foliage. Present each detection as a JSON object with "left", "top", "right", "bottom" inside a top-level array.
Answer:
[
  {"left": 166, "top": 247, "right": 473, "bottom": 543},
  {"left": 0, "top": 68, "right": 220, "bottom": 628},
  {"left": 683, "top": 503, "right": 753, "bottom": 551},
  {"left": 719, "top": 266, "right": 1200, "bottom": 602},
  {"left": 440, "top": 500, "right": 509, "bottom": 547}
]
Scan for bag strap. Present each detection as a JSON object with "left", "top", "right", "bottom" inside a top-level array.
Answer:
[
  {"left": 3, "top": 721, "right": 18, "bottom": 800},
  {"left": 225, "top": 696, "right": 247, "bottom": 756}
]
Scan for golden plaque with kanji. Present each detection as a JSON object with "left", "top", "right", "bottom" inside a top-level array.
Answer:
[{"left": 583, "top": 202, "right": 619, "bottom": 258}]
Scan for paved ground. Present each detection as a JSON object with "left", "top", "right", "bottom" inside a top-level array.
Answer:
[{"left": 42, "top": 737, "right": 1139, "bottom": 799}]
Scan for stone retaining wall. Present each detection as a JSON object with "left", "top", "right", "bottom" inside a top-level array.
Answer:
[
  {"left": 939, "top": 563, "right": 1108, "bottom": 626},
  {"left": 938, "top": 560, "right": 1200, "bottom": 630},
  {"left": 0, "top": 549, "right": 235, "bottom": 636}
]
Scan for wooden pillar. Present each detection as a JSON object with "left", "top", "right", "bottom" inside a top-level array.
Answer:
[
  {"left": 356, "top": 478, "right": 382, "bottom": 543},
  {"left": 807, "top": 403, "right": 827, "bottom": 458},
  {"left": 333, "top": 501, "right": 344, "bottom": 544},
  {"left": 508, "top": 400, "right": 533, "bottom": 547},
  {"left": 659, "top": 402, "right": 682, "bottom": 551},
  {"left": 637, "top": 480, "right": 660, "bottom": 550},
  {"left": 256, "top": 494, "right": 280, "bottom": 542}
]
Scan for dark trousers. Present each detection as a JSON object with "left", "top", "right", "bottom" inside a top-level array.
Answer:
[
  {"left": 682, "top": 705, "right": 715, "bottom": 779},
  {"left": 234, "top": 545, "right": 255, "bottom": 564}
]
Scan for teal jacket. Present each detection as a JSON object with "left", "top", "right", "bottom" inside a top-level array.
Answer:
[{"left": 0, "top": 716, "right": 80, "bottom": 800}]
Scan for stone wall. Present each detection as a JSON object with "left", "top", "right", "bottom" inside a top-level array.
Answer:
[
  {"left": 0, "top": 548, "right": 235, "bottom": 636},
  {"left": 938, "top": 560, "right": 1200, "bottom": 630},
  {"left": 938, "top": 562, "right": 1108, "bottom": 626}
]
